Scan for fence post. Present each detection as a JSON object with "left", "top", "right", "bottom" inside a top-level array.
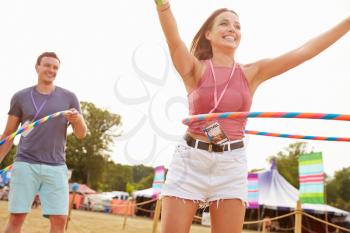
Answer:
[
  {"left": 66, "top": 183, "right": 79, "bottom": 230},
  {"left": 151, "top": 199, "right": 162, "bottom": 233},
  {"left": 122, "top": 198, "right": 132, "bottom": 230},
  {"left": 294, "top": 200, "right": 302, "bottom": 233},
  {"left": 262, "top": 220, "right": 267, "bottom": 233}
]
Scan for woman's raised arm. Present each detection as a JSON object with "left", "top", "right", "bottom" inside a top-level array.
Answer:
[{"left": 155, "top": 1, "right": 202, "bottom": 88}]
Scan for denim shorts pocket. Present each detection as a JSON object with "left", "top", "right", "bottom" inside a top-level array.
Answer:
[
  {"left": 219, "top": 147, "right": 246, "bottom": 161},
  {"left": 233, "top": 153, "right": 247, "bottom": 164},
  {"left": 173, "top": 144, "right": 191, "bottom": 158}
]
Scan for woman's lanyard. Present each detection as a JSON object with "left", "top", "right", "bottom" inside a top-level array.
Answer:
[
  {"left": 30, "top": 87, "right": 53, "bottom": 122},
  {"left": 209, "top": 60, "right": 236, "bottom": 113}
]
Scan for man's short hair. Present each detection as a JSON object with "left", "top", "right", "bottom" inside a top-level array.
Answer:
[{"left": 36, "top": 52, "right": 60, "bottom": 66}]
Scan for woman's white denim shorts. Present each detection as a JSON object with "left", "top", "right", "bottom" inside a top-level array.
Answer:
[{"left": 161, "top": 140, "right": 248, "bottom": 207}]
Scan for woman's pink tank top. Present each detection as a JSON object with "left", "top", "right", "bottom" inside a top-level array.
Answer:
[{"left": 187, "top": 60, "right": 252, "bottom": 140}]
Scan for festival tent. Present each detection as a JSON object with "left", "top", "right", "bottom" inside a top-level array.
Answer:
[
  {"left": 81, "top": 191, "right": 131, "bottom": 212},
  {"left": 106, "top": 191, "right": 129, "bottom": 200},
  {"left": 68, "top": 183, "right": 96, "bottom": 209},
  {"left": 132, "top": 188, "right": 154, "bottom": 199},
  {"left": 346, "top": 215, "right": 350, "bottom": 224},
  {"left": 69, "top": 183, "right": 96, "bottom": 194},
  {"left": 132, "top": 166, "right": 165, "bottom": 200},
  {"left": 132, "top": 188, "right": 157, "bottom": 217},
  {"left": 83, "top": 193, "right": 112, "bottom": 212},
  {"left": 254, "top": 161, "right": 348, "bottom": 216}
]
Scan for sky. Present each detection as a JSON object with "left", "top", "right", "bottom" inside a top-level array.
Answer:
[{"left": 0, "top": 0, "right": 349, "bottom": 176}]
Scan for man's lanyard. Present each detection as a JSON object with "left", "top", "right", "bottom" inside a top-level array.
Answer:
[
  {"left": 209, "top": 60, "right": 236, "bottom": 113},
  {"left": 30, "top": 86, "right": 54, "bottom": 122}
]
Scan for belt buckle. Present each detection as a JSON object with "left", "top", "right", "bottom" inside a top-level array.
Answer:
[
  {"left": 215, "top": 144, "right": 224, "bottom": 153},
  {"left": 208, "top": 143, "right": 213, "bottom": 152}
]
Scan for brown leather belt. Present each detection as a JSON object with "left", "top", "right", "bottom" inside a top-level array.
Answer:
[{"left": 184, "top": 134, "right": 244, "bottom": 152}]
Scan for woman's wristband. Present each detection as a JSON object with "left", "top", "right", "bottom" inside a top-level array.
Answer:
[
  {"left": 156, "top": 2, "right": 170, "bottom": 13},
  {"left": 155, "top": 0, "right": 168, "bottom": 6}
]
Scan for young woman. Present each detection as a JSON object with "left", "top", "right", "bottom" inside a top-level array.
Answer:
[{"left": 154, "top": 1, "right": 350, "bottom": 232}]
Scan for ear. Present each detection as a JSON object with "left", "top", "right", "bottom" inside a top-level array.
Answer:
[
  {"left": 35, "top": 64, "right": 39, "bottom": 73},
  {"left": 205, "top": 30, "right": 212, "bottom": 41}
]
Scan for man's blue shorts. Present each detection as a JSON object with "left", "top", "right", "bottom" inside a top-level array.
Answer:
[{"left": 8, "top": 161, "right": 69, "bottom": 215}]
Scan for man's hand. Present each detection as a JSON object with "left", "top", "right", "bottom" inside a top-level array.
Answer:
[
  {"left": 64, "top": 109, "right": 87, "bottom": 139},
  {"left": 63, "top": 108, "right": 81, "bottom": 124}
]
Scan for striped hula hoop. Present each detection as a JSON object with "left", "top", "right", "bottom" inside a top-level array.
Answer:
[
  {"left": 0, "top": 111, "right": 68, "bottom": 146},
  {"left": 182, "top": 112, "right": 350, "bottom": 142}
]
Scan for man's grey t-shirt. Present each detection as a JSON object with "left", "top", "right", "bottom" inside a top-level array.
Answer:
[{"left": 8, "top": 86, "right": 81, "bottom": 165}]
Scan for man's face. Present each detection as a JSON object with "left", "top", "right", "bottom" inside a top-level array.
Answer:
[{"left": 35, "top": 56, "right": 60, "bottom": 84}]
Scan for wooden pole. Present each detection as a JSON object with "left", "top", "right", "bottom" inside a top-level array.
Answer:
[
  {"left": 66, "top": 191, "right": 77, "bottom": 230},
  {"left": 259, "top": 206, "right": 265, "bottom": 232},
  {"left": 324, "top": 177, "right": 329, "bottom": 233},
  {"left": 151, "top": 199, "right": 162, "bottom": 233},
  {"left": 257, "top": 207, "right": 260, "bottom": 232},
  {"left": 262, "top": 220, "right": 267, "bottom": 233},
  {"left": 294, "top": 200, "right": 302, "bottom": 233},
  {"left": 122, "top": 199, "right": 131, "bottom": 230}
]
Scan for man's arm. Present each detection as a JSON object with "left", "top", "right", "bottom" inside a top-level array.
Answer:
[{"left": 0, "top": 115, "right": 20, "bottom": 163}]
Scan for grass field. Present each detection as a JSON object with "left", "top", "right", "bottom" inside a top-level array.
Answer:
[{"left": 0, "top": 201, "right": 260, "bottom": 233}]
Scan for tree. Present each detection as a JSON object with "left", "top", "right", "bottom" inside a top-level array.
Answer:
[
  {"left": 132, "top": 165, "right": 154, "bottom": 183},
  {"left": 268, "top": 142, "right": 311, "bottom": 188},
  {"left": 326, "top": 167, "right": 350, "bottom": 211},
  {"left": 66, "top": 102, "right": 121, "bottom": 190},
  {"left": 101, "top": 162, "right": 133, "bottom": 191},
  {"left": 135, "top": 174, "right": 154, "bottom": 190},
  {"left": 126, "top": 173, "right": 154, "bottom": 194}
]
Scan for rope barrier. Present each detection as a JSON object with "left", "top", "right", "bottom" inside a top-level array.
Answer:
[
  {"left": 133, "top": 198, "right": 158, "bottom": 207},
  {"left": 302, "top": 212, "right": 350, "bottom": 233},
  {"left": 135, "top": 207, "right": 155, "bottom": 214},
  {"left": 243, "top": 212, "right": 297, "bottom": 225}
]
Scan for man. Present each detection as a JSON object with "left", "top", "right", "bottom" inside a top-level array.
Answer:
[{"left": 0, "top": 52, "right": 87, "bottom": 233}]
